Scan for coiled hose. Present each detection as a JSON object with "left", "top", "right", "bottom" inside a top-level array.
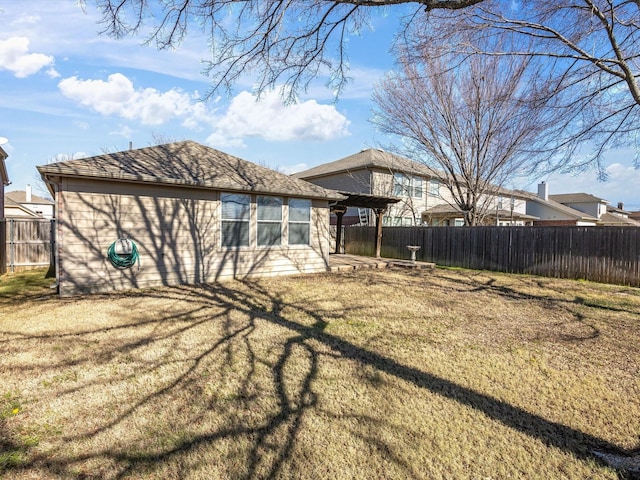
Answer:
[{"left": 107, "top": 239, "right": 140, "bottom": 269}]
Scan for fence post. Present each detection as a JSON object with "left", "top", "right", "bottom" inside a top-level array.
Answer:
[
  {"left": 0, "top": 219, "right": 5, "bottom": 275},
  {"left": 9, "top": 218, "right": 14, "bottom": 273}
]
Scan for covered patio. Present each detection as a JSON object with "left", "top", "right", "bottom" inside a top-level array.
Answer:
[{"left": 330, "top": 192, "right": 400, "bottom": 258}]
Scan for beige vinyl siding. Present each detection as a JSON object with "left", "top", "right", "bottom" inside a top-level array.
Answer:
[{"left": 56, "top": 178, "right": 331, "bottom": 296}]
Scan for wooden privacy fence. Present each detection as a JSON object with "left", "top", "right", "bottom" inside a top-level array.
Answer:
[
  {"left": 344, "top": 226, "right": 640, "bottom": 286},
  {"left": 2, "top": 218, "right": 55, "bottom": 273}
]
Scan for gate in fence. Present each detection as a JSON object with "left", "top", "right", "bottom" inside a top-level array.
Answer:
[{"left": 1, "top": 218, "right": 55, "bottom": 273}]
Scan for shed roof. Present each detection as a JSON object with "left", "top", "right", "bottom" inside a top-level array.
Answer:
[{"left": 38, "top": 141, "right": 344, "bottom": 201}]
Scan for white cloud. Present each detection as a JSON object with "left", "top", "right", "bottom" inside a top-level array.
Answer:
[
  {"left": 56, "top": 73, "right": 350, "bottom": 147},
  {"left": 58, "top": 73, "right": 212, "bottom": 126},
  {"left": 46, "top": 68, "right": 60, "bottom": 79},
  {"left": 109, "top": 125, "right": 135, "bottom": 139},
  {"left": 281, "top": 163, "right": 309, "bottom": 175},
  {"left": 0, "top": 37, "right": 54, "bottom": 77},
  {"left": 206, "top": 90, "right": 350, "bottom": 147}
]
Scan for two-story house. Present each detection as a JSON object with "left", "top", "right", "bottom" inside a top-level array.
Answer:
[
  {"left": 293, "top": 148, "right": 536, "bottom": 226},
  {"left": 517, "top": 182, "right": 640, "bottom": 226}
]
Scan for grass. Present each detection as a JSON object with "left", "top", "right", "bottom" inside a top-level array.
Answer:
[
  {"left": 0, "top": 266, "right": 639, "bottom": 479},
  {"left": 0, "top": 267, "right": 52, "bottom": 301}
]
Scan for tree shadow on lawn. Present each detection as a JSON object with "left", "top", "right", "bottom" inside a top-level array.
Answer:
[{"left": 1, "top": 278, "right": 637, "bottom": 479}]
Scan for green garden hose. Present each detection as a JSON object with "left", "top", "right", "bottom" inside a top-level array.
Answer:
[{"left": 107, "top": 239, "right": 140, "bottom": 269}]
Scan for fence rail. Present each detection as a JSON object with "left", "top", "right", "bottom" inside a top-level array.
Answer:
[
  {"left": 344, "top": 226, "right": 640, "bottom": 287},
  {"left": 2, "top": 218, "right": 55, "bottom": 273}
]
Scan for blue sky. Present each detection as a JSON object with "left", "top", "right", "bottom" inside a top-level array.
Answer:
[{"left": 1, "top": 1, "right": 639, "bottom": 210}]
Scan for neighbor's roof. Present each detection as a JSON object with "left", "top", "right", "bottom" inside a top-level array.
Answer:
[
  {"left": 515, "top": 190, "right": 599, "bottom": 221},
  {"left": 3, "top": 197, "right": 41, "bottom": 217},
  {"left": 38, "top": 141, "right": 345, "bottom": 201},
  {"left": 0, "top": 146, "right": 8, "bottom": 186},
  {"left": 292, "top": 148, "right": 532, "bottom": 200},
  {"left": 549, "top": 193, "right": 608, "bottom": 204},
  {"left": 292, "top": 148, "right": 441, "bottom": 180},
  {"left": 5, "top": 190, "right": 54, "bottom": 205},
  {"left": 598, "top": 212, "right": 640, "bottom": 226}
]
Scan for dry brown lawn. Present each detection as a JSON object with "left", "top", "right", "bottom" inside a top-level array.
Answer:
[{"left": 1, "top": 266, "right": 639, "bottom": 479}]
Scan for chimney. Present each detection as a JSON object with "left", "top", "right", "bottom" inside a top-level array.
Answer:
[
  {"left": 537, "top": 181, "right": 548, "bottom": 201},
  {"left": 26, "top": 184, "right": 32, "bottom": 202},
  {"left": 618, "top": 201, "right": 624, "bottom": 210}
]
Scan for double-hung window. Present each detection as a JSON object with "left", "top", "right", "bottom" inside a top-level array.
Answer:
[
  {"left": 394, "top": 173, "right": 423, "bottom": 198},
  {"left": 288, "top": 198, "right": 311, "bottom": 245},
  {"left": 413, "top": 177, "right": 423, "bottom": 198},
  {"left": 393, "top": 173, "right": 405, "bottom": 196},
  {"left": 221, "top": 193, "right": 250, "bottom": 247},
  {"left": 428, "top": 179, "right": 440, "bottom": 196},
  {"left": 257, "top": 196, "right": 283, "bottom": 246}
]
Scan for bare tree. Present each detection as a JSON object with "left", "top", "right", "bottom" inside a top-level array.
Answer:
[
  {"left": 92, "top": 1, "right": 640, "bottom": 175},
  {"left": 90, "top": 0, "right": 482, "bottom": 100},
  {"left": 372, "top": 42, "right": 560, "bottom": 226},
  {"left": 409, "top": 1, "right": 640, "bottom": 174}
]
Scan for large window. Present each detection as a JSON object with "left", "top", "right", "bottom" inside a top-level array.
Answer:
[
  {"left": 257, "top": 196, "right": 283, "bottom": 246},
  {"left": 288, "top": 198, "right": 311, "bottom": 245},
  {"left": 221, "top": 193, "right": 250, "bottom": 247},
  {"left": 393, "top": 173, "right": 422, "bottom": 198}
]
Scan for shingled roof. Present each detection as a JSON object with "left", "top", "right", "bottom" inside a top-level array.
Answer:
[
  {"left": 5, "top": 190, "right": 54, "bottom": 205},
  {"left": 292, "top": 148, "right": 441, "bottom": 179},
  {"left": 549, "top": 193, "right": 608, "bottom": 204},
  {"left": 515, "top": 190, "right": 599, "bottom": 222},
  {"left": 38, "top": 141, "right": 344, "bottom": 201}
]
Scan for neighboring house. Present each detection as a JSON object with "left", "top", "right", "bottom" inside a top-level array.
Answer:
[
  {"left": 548, "top": 192, "right": 608, "bottom": 220},
  {"left": 530, "top": 186, "right": 639, "bottom": 226},
  {"left": 517, "top": 183, "right": 599, "bottom": 226},
  {"left": 4, "top": 186, "right": 55, "bottom": 218},
  {"left": 38, "top": 140, "right": 344, "bottom": 296},
  {"left": 3, "top": 197, "right": 42, "bottom": 218},
  {"left": 629, "top": 210, "right": 640, "bottom": 222},
  {"left": 293, "top": 148, "right": 536, "bottom": 226},
  {"left": 0, "top": 146, "right": 9, "bottom": 220},
  {"left": 598, "top": 203, "right": 640, "bottom": 226}
]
